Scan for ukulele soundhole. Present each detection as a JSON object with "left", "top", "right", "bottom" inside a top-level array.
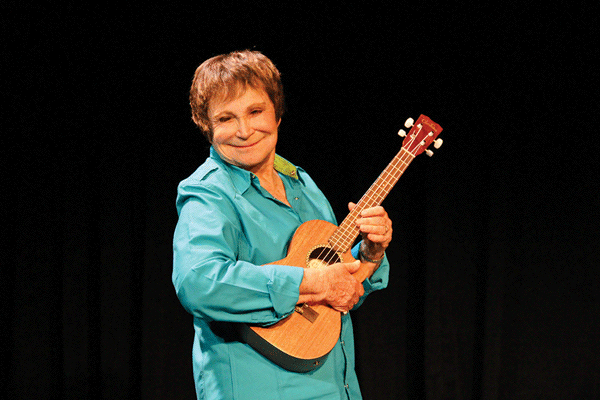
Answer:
[{"left": 306, "top": 246, "right": 342, "bottom": 270}]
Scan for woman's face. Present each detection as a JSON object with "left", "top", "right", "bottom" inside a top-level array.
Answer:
[{"left": 208, "top": 87, "right": 281, "bottom": 175}]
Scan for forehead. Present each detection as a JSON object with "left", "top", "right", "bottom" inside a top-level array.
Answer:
[{"left": 209, "top": 84, "right": 271, "bottom": 115}]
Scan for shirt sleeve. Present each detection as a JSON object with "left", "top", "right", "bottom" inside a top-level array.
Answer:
[
  {"left": 351, "top": 242, "right": 390, "bottom": 309},
  {"left": 172, "top": 181, "right": 304, "bottom": 325}
]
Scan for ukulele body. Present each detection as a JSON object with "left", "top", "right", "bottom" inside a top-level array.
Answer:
[{"left": 239, "top": 219, "right": 353, "bottom": 373}]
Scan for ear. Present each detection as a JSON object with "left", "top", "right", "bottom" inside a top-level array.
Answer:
[{"left": 276, "top": 118, "right": 282, "bottom": 128}]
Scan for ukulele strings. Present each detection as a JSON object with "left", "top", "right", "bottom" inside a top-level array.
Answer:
[
  {"left": 317, "top": 132, "right": 420, "bottom": 264},
  {"left": 320, "top": 151, "right": 411, "bottom": 263},
  {"left": 328, "top": 148, "right": 414, "bottom": 251}
]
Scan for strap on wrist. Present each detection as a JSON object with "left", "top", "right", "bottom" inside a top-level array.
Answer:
[{"left": 359, "top": 247, "right": 384, "bottom": 264}]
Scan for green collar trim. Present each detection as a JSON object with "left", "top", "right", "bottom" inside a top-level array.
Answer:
[{"left": 273, "top": 155, "right": 299, "bottom": 180}]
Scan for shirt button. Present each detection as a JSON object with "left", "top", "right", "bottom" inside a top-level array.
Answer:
[{"left": 294, "top": 197, "right": 299, "bottom": 200}]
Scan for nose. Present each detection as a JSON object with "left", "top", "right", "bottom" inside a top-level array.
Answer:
[{"left": 236, "top": 117, "right": 254, "bottom": 139}]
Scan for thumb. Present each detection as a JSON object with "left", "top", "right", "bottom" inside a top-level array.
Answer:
[
  {"left": 348, "top": 202, "right": 357, "bottom": 212},
  {"left": 344, "top": 260, "right": 361, "bottom": 273}
]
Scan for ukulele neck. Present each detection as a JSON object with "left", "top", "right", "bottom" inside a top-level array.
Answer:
[{"left": 328, "top": 148, "right": 415, "bottom": 252}]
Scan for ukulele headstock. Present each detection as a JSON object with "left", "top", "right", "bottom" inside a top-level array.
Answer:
[{"left": 398, "top": 114, "right": 443, "bottom": 157}]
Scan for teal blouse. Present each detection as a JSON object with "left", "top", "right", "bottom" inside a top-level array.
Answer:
[{"left": 173, "top": 147, "right": 389, "bottom": 400}]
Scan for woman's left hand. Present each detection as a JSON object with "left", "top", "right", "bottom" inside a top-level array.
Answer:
[{"left": 349, "top": 202, "right": 393, "bottom": 260}]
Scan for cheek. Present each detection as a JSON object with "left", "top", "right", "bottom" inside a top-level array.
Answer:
[
  {"left": 211, "top": 128, "right": 232, "bottom": 145},
  {"left": 254, "top": 115, "right": 279, "bottom": 132}
]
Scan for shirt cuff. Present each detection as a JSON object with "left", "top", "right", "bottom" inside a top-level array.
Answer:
[
  {"left": 351, "top": 242, "right": 390, "bottom": 294},
  {"left": 263, "top": 264, "right": 305, "bottom": 319}
]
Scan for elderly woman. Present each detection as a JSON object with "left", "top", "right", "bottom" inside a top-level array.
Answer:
[{"left": 173, "top": 50, "right": 393, "bottom": 400}]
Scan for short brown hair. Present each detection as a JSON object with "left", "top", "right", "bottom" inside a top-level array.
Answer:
[{"left": 189, "top": 50, "right": 285, "bottom": 142}]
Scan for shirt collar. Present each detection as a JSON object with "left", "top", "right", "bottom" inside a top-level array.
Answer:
[
  {"left": 209, "top": 147, "right": 299, "bottom": 194},
  {"left": 273, "top": 154, "right": 299, "bottom": 180}
]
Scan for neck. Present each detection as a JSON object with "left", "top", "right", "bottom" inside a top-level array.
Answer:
[
  {"left": 249, "top": 152, "right": 277, "bottom": 183},
  {"left": 256, "top": 166, "right": 290, "bottom": 207}
]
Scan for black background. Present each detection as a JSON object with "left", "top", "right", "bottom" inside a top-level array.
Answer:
[{"left": 4, "top": 2, "right": 599, "bottom": 399}]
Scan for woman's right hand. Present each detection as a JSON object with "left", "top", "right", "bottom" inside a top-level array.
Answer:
[{"left": 298, "top": 260, "right": 364, "bottom": 313}]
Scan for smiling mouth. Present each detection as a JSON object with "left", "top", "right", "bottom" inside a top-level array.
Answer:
[{"left": 234, "top": 140, "right": 261, "bottom": 148}]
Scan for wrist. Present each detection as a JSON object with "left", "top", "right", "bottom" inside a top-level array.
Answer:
[
  {"left": 359, "top": 246, "right": 385, "bottom": 264},
  {"left": 298, "top": 268, "right": 326, "bottom": 304}
]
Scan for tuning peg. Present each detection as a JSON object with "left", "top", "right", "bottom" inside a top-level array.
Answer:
[
  {"left": 425, "top": 149, "right": 434, "bottom": 157},
  {"left": 398, "top": 129, "right": 407, "bottom": 137},
  {"left": 433, "top": 138, "right": 443, "bottom": 149},
  {"left": 404, "top": 118, "right": 414, "bottom": 128}
]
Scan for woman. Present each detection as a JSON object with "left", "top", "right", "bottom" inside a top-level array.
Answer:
[{"left": 173, "top": 50, "right": 393, "bottom": 400}]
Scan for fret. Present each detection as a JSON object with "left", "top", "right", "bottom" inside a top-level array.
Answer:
[
  {"left": 327, "top": 114, "right": 443, "bottom": 253},
  {"left": 328, "top": 148, "right": 415, "bottom": 251}
]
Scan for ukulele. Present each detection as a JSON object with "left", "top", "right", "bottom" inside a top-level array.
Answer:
[{"left": 239, "top": 115, "right": 443, "bottom": 372}]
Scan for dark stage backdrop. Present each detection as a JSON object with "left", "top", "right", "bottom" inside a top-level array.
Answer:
[{"left": 4, "top": 3, "right": 599, "bottom": 399}]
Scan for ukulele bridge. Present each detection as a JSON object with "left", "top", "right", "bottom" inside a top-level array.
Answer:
[{"left": 294, "top": 303, "right": 319, "bottom": 323}]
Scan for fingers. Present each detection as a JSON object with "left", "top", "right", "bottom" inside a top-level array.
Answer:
[
  {"left": 348, "top": 203, "right": 387, "bottom": 219},
  {"left": 350, "top": 205, "right": 390, "bottom": 229},
  {"left": 357, "top": 205, "right": 386, "bottom": 217},
  {"left": 355, "top": 207, "right": 392, "bottom": 242},
  {"left": 322, "top": 261, "right": 364, "bottom": 313},
  {"left": 356, "top": 217, "right": 390, "bottom": 235}
]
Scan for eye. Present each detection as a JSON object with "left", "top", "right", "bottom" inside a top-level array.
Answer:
[
  {"left": 250, "top": 108, "right": 263, "bottom": 115},
  {"left": 215, "top": 115, "right": 232, "bottom": 124}
]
